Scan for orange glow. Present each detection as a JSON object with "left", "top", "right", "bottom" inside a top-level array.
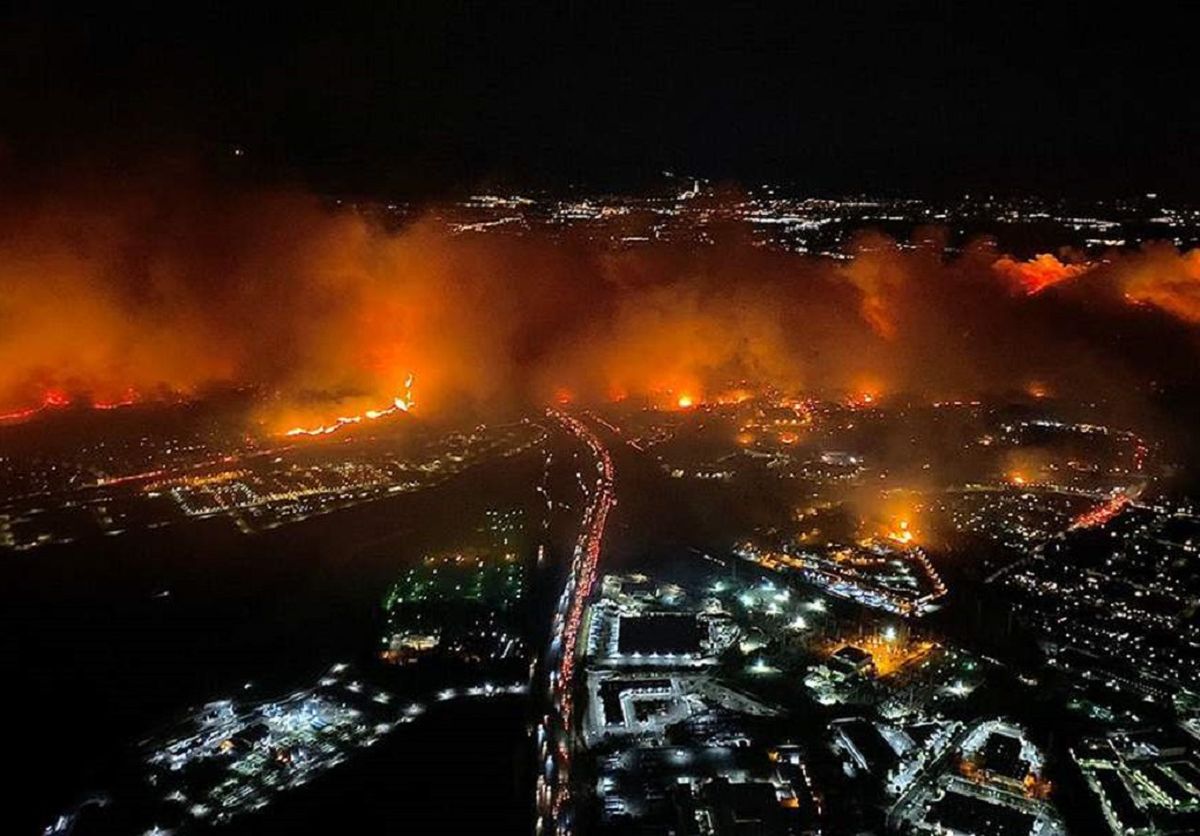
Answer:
[
  {"left": 1003, "top": 449, "right": 1050, "bottom": 488},
  {"left": 0, "top": 171, "right": 1199, "bottom": 435},
  {"left": 715, "top": 387, "right": 753, "bottom": 405},
  {"left": 1024, "top": 774, "right": 1053, "bottom": 800},
  {"left": 887, "top": 519, "right": 914, "bottom": 545},
  {"left": 0, "top": 385, "right": 147, "bottom": 424},
  {"left": 93, "top": 388, "right": 139, "bottom": 410},
  {"left": 0, "top": 387, "right": 73, "bottom": 422},
  {"left": 1070, "top": 493, "right": 1130, "bottom": 530},
  {"left": 845, "top": 391, "right": 878, "bottom": 409},
  {"left": 42, "top": 388, "right": 70, "bottom": 407},
  {"left": 861, "top": 494, "right": 926, "bottom": 546},
  {"left": 993, "top": 253, "right": 1093, "bottom": 295},
  {"left": 284, "top": 375, "right": 415, "bottom": 437},
  {"left": 846, "top": 378, "right": 883, "bottom": 409},
  {"left": 824, "top": 633, "right": 936, "bottom": 677},
  {"left": 1026, "top": 381, "right": 1050, "bottom": 399},
  {"left": 1121, "top": 247, "right": 1200, "bottom": 323}
]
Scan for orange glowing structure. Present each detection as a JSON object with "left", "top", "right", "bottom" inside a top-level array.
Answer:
[
  {"left": 676, "top": 394, "right": 695, "bottom": 409},
  {"left": 887, "top": 519, "right": 914, "bottom": 545},
  {"left": 1024, "top": 774, "right": 1053, "bottom": 800},
  {"left": 824, "top": 631, "right": 936, "bottom": 678}
]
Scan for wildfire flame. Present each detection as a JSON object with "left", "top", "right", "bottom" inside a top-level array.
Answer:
[
  {"left": 1, "top": 172, "right": 1200, "bottom": 434},
  {"left": 0, "top": 389, "right": 69, "bottom": 423},
  {"left": 1069, "top": 492, "right": 1131, "bottom": 530},
  {"left": 0, "top": 387, "right": 141, "bottom": 424},
  {"left": 887, "top": 519, "right": 914, "bottom": 545},
  {"left": 284, "top": 374, "right": 416, "bottom": 438}
]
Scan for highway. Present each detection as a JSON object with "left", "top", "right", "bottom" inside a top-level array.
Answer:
[{"left": 537, "top": 409, "right": 615, "bottom": 836}]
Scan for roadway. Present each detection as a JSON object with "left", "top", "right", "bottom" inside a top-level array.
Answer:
[{"left": 536, "top": 410, "right": 616, "bottom": 836}]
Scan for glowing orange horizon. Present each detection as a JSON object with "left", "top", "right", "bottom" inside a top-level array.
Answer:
[
  {"left": 0, "top": 175, "right": 1198, "bottom": 438},
  {"left": 0, "top": 387, "right": 143, "bottom": 424}
]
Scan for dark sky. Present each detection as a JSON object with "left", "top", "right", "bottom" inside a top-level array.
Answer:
[{"left": 2, "top": 2, "right": 1197, "bottom": 197}]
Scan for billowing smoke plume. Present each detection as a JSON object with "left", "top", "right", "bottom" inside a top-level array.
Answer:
[
  {"left": 0, "top": 166, "right": 1198, "bottom": 433},
  {"left": 992, "top": 252, "right": 1093, "bottom": 294}
]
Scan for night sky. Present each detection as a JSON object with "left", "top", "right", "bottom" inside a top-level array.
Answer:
[{"left": 1, "top": 2, "right": 1197, "bottom": 196}]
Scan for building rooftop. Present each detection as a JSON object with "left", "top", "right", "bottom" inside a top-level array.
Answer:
[{"left": 925, "top": 788, "right": 1036, "bottom": 836}]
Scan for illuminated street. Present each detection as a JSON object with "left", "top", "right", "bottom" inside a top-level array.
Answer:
[{"left": 539, "top": 410, "right": 617, "bottom": 835}]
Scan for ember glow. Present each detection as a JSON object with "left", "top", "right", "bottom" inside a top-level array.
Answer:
[
  {"left": 284, "top": 375, "right": 416, "bottom": 438},
  {"left": 93, "top": 389, "right": 140, "bottom": 410},
  {"left": 0, "top": 389, "right": 72, "bottom": 423},
  {"left": 1069, "top": 492, "right": 1132, "bottom": 531},
  {"left": 0, "top": 386, "right": 140, "bottom": 423}
]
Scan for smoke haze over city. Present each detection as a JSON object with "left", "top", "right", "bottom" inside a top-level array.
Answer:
[{"left": 3, "top": 165, "right": 1200, "bottom": 437}]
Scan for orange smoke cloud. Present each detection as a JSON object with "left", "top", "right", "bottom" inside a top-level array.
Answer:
[
  {"left": 838, "top": 233, "right": 915, "bottom": 338},
  {"left": 1, "top": 167, "right": 1199, "bottom": 436},
  {"left": 0, "top": 173, "right": 544, "bottom": 431},
  {"left": 1117, "top": 245, "right": 1200, "bottom": 323},
  {"left": 992, "top": 253, "right": 1093, "bottom": 295}
]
